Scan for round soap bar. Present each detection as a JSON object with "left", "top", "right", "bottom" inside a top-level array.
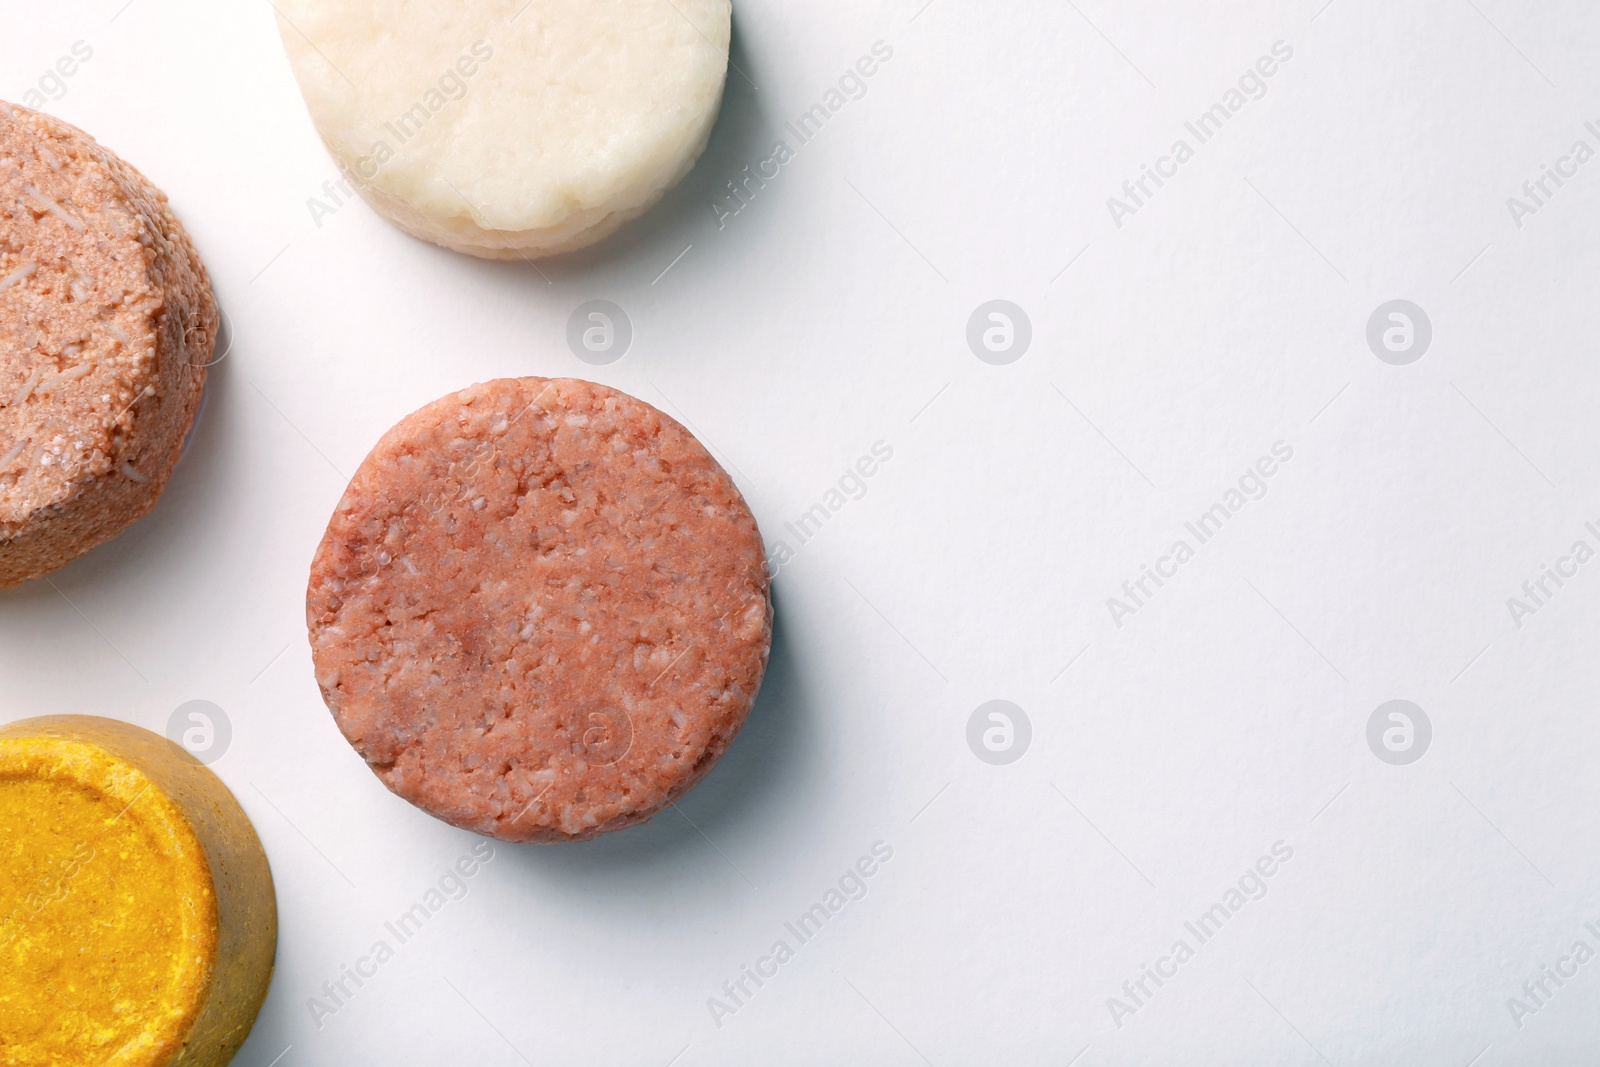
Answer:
[
  {"left": 307, "top": 377, "right": 772, "bottom": 842},
  {"left": 274, "top": 0, "right": 731, "bottom": 259},
  {"left": 0, "top": 716, "right": 276, "bottom": 1066},
  {"left": 0, "top": 104, "right": 216, "bottom": 588}
]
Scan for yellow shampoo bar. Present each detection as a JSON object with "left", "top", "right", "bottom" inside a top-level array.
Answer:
[{"left": 0, "top": 716, "right": 276, "bottom": 1066}]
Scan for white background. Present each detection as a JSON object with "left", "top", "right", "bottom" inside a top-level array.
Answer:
[{"left": 3, "top": 1, "right": 1599, "bottom": 1063}]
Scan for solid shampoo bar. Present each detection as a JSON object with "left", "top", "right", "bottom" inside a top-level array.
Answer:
[{"left": 0, "top": 716, "right": 276, "bottom": 1066}]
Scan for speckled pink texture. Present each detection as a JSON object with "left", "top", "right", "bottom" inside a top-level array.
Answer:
[
  {"left": 307, "top": 377, "right": 772, "bottom": 843},
  {"left": 0, "top": 102, "right": 214, "bottom": 588}
]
